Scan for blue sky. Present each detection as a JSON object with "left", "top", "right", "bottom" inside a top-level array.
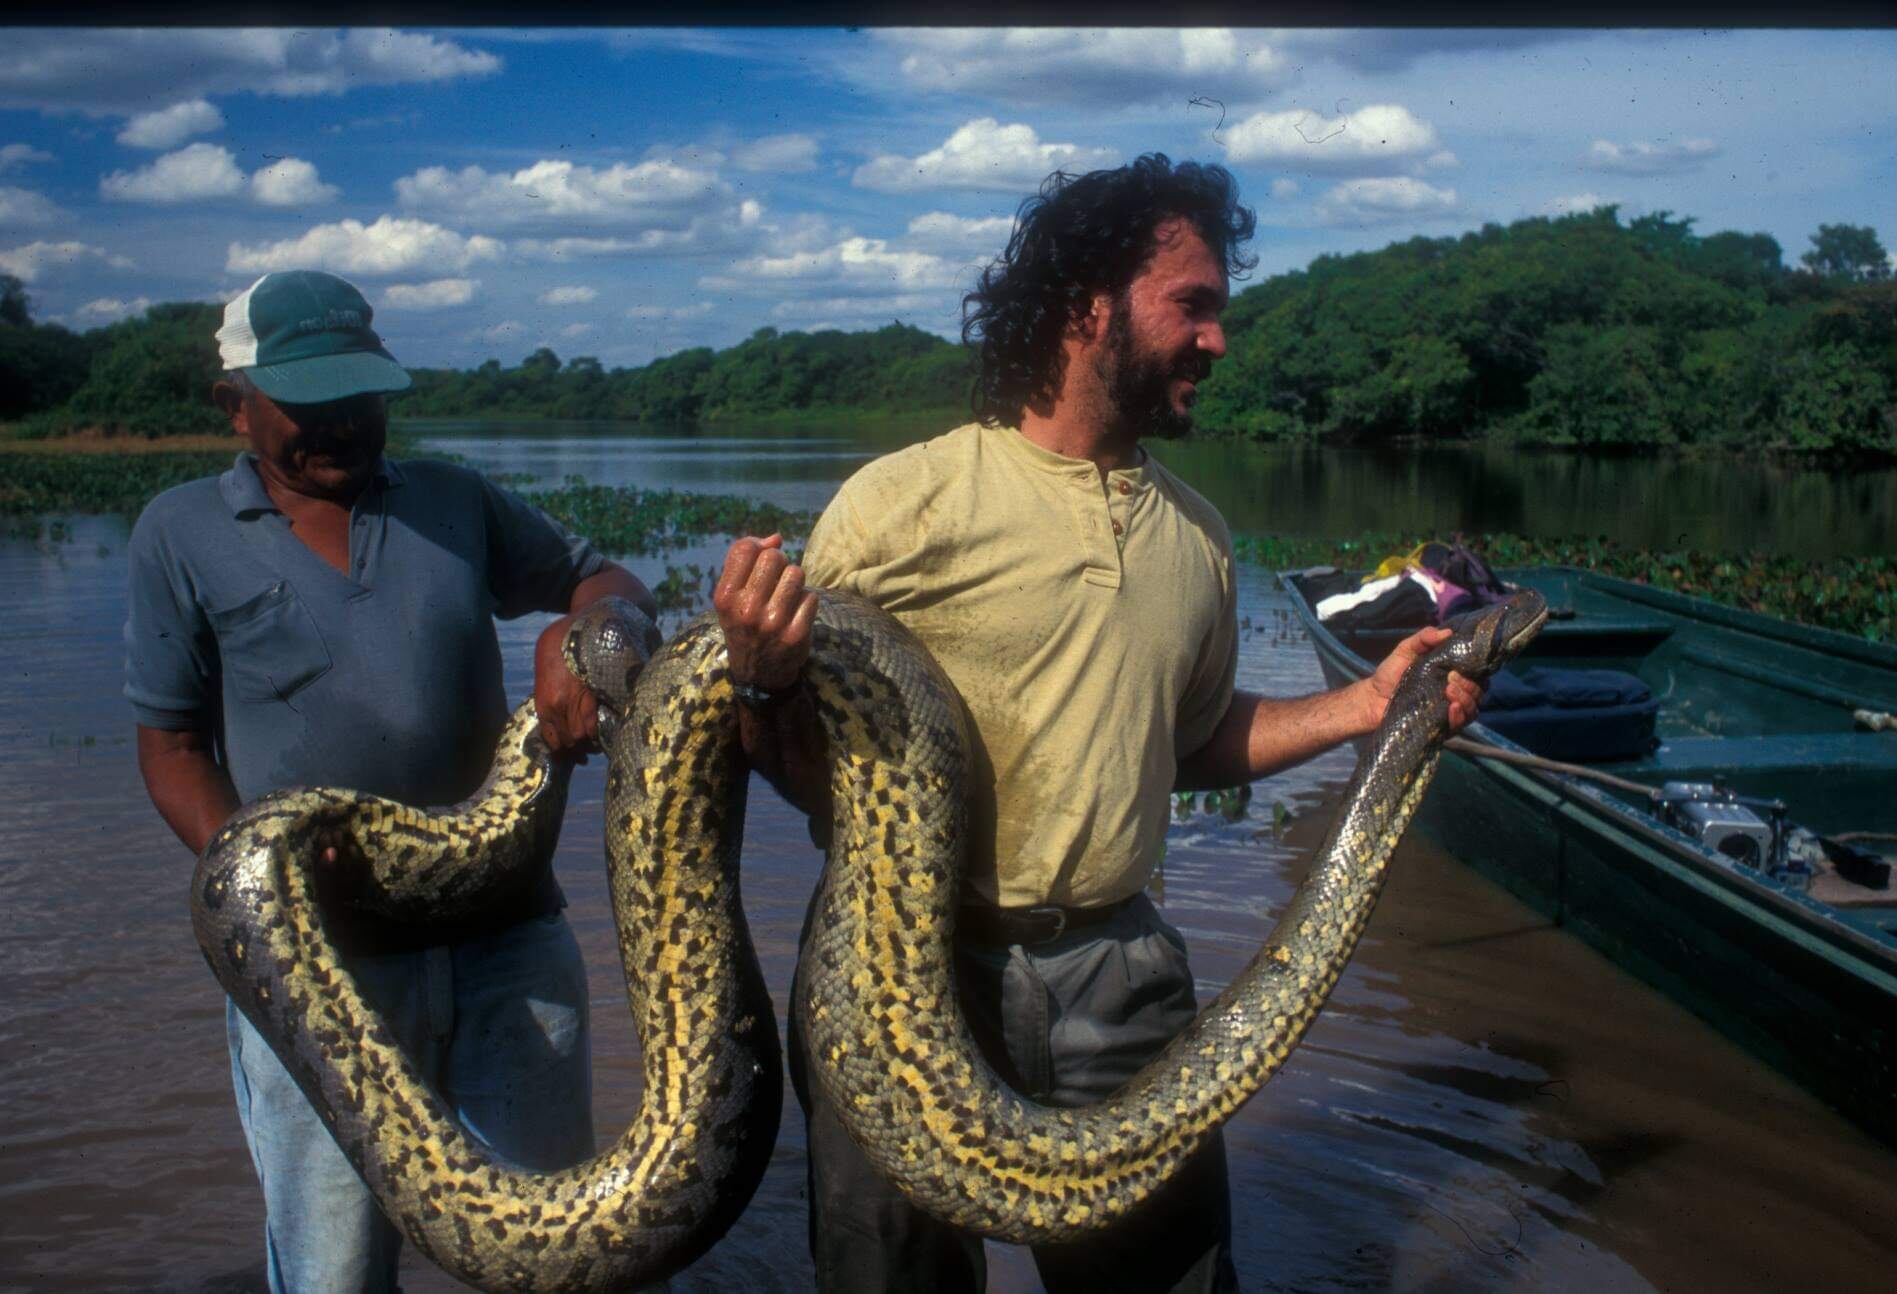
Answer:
[{"left": 2, "top": 26, "right": 1892, "bottom": 370}]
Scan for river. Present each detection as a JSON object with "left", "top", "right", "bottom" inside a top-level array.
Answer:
[
  {"left": 1, "top": 423, "right": 1892, "bottom": 1292},
  {"left": 405, "top": 417, "right": 1897, "bottom": 559}
]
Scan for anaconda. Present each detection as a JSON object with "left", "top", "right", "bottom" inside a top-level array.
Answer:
[
  {"left": 196, "top": 584, "right": 1546, "bottom": 1284},
  {"left": 794, "top": 587, "right": 1549, "bottom": 1242},
  {"left": 192, "top": 598, "right": 782, "bottom": 1292}
]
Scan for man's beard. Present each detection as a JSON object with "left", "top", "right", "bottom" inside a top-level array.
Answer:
[{"left": 1099, "top": 304, "right": 1204, "bottom": 441}]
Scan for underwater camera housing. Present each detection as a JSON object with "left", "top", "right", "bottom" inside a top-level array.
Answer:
[{"left": 1659, "top": 781, "right": 1793, "bottom": 877}]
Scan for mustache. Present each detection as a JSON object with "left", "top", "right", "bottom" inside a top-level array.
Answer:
[{"left": 296, "top": 432, "right": 367, "bottom": 459}]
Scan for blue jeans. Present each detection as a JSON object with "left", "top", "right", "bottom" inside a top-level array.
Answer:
[{"left": 226, "top": 912, "right": 594, "bottom": 1294}]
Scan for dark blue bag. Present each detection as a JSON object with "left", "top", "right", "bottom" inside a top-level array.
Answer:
[{"left": 1477, "top": 666, "right": 1659, "bottom": 762}]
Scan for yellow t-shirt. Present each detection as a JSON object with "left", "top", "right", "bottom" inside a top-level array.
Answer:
[{"left": 802, "top": 423, "right": 1237, "bottom": 908}]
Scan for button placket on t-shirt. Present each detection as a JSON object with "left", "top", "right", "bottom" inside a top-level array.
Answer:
[
  {"left": 348, "top": 487, "right": 385, "bottom": 589},
  {"left": 1103, "top": 468, "right": 1146, "bottom": 569},
  {"left": 1072, "top": 465, "right": 1122, "bottom": 587}
]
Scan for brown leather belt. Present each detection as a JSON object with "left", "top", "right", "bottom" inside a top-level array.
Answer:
[{"left": 956, "top": 897, "right": 1130, "bottom": 947}]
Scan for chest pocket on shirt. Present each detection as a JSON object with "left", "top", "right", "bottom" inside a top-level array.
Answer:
[{"left": 208, "top": 581, "right": 333, "bottom": 703}]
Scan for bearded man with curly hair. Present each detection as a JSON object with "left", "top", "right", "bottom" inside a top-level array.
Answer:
[{"left": 712, "top": 155, "right": 1481, "bottom": 1292}]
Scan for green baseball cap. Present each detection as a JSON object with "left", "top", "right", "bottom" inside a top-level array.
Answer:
[{"left": 216, "top": 270, "right": 411, "bottom": 404}]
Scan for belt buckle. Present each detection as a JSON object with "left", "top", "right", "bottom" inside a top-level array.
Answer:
[{"left": 1026, "top": 905, "right": 1067, "bottom": 943}]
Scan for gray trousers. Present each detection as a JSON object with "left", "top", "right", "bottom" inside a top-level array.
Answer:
[{"left": 789, "top": 893, "right": 1239, "bottom": 1294}]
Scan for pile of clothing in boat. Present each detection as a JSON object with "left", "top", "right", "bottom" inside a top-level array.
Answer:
[
  {"left": 1312, "top": 538, "right": 1516, "bottom": 631},
  {"left": 1311, "top": 538, "right": 1660, "bottom": 762}
]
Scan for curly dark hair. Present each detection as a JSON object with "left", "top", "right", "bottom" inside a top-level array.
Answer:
[{"left": 961, "top": 153, "right": 1256, "bottom": 427}]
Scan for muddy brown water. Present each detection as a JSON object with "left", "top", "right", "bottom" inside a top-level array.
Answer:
[{"left": 3, "top": 440, "right": 1894, "bottom": 1292}]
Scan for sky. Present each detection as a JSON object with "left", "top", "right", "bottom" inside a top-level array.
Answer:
[{"left": 1, "top": 26, "right": 1893, "bottom": 371}]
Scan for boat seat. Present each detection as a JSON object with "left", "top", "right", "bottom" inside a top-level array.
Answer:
[
  {"left": 1540, "top": 615, "right": 1675, "bottom": 641},
  {"left": 1647, "top": 731, "right": 1897, "bottom": 777},
  {"left": 1339, "top": 614, "right": 1675, "bottom": 661},
  {"left": 1533, "top": 616, "right": 1675, "bottom": 657}
]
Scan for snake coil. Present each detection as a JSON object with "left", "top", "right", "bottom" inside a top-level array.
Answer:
[
  {"left": 192, "top": 598, "right": 780, "bottom": 1292},
  {"left": 195, "top": 585, "right": 1547, "bottom": 1284},
  {"left": 794, "top": 587, "right": 1549, "bottom": 1241}
]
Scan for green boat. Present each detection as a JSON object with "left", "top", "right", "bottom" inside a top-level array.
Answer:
[{"left": 1281, "top": 564, "right": 1897, "bottom": 1145}]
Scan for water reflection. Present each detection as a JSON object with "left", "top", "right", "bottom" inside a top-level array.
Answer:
[{"left": 402, "top": 419, "right": 1897, "bottom": 559}]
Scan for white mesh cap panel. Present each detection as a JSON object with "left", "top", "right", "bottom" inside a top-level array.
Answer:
[{"left": 215, "top": 274, "right": 268, "bottom": 369}]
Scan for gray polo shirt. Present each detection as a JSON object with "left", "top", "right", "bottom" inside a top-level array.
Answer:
[{"left": 125, "top": 453, "right": 607, "bottom": 947}]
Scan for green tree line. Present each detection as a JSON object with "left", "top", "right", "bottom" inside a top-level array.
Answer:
[
  {"left": 2, "top": 280, "right": 225, "bottom": 435},
  {"left": 5, "top": 210, "right": 1891, "bottom": 457},
  {"left": 397, "top": 322, "right": 970, "bottom": 422},
  {"left": 1195, "top": 210, "right": 1894, "bottom": 458}
]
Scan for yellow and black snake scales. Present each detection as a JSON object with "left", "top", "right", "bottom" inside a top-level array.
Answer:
[
  {"left": 792, "top": 586, "right": 1547, "bottom": 1243},
  {"left": 195, "top": 585, "right": 1546, "bottom": 1284},
  {"left": 193, "top": 598, "right": 781, "bottom": 1291}
]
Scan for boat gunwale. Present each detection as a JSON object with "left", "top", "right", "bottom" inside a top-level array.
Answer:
[{"left": 1569, "top": 567, "right": 1897, "bottom": 672}]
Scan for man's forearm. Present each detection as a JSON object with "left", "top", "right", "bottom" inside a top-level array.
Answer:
[
  {"left": 736, "top": 688, "right": 833, "bottom": 838},
  {"left": 569, "top": 562, "right": 655, "bottom": 620},
  {"left": 1175, "top": 684, "right": 1373, "bottom": 792},
  {"left": 136, "top": 725, "right": 240, "bottom": 856}
]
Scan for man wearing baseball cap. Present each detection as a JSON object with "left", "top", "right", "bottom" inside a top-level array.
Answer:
[{"left": 124, "top": 269, "right": 653, "bottom": 1292}]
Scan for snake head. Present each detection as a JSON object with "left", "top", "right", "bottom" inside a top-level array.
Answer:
[
  {"left": 564, "top": 596, "right": 664, "bottom": 712},
  {"left": 1426, "top": 589, "right": 1549, "bottom": 685}
]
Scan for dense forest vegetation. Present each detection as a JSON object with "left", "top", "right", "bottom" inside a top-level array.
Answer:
[
  {"left": 1195, "top": 210, "right": 1894, "bottom": 457},
  {"left": 1, "top": 284, "right": 226, "bottom": 435},
  {"left": 397, "top": 321, "right": 968, "bottom": 422},
  {"left": 5, "top": 208, "right": 1892, "bottom": 458}
]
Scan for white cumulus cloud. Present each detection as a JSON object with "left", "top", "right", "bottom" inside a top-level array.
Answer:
[
  {"left": 767, "top": 292, "right": 956, "bottom": 336},
  {"left": 560, "top": 322, "right": 595, "bottom": 338},
  {"left": 1224, "top": 104, "right": 1441, "bottom": 173},
  {"left": 227, "top": 215, "right": 503, "bottom": 277},
  {"left": 539, "top": 285, "right": 598, "bottom": 305},
  {"left": 117, "top": 99, "right": 225, "bottom": 150},
  {"left": 626, "top": 303, "right": 714, "bottom": 320},
  {"left": 482, "top": 320, "right": 524, "bottom": 344},
  {"left": 1317, "top": 177, "right": 1460, "bottom": 225},
  {"left": 396, "top": 158, "right": 728, "bottom": 228},
  {"left": 75, "top": 295, "right": 153, "bottom": 324},
  {"left": 511, "top": 210, "right": 761, "bottom": 262},
  {"left": 1270, "top": 178, "right": 1300, "bottom": 200},
  {"left": 382, "top": 278, "right": 478, "bottom": 310},
  {"left": 0, "top": 240, "right": 133, "bottom": 282},
  {"left": 878, "top": 28, "right": 1291, "bottom": 108},
  {"left": 0, "top": 185, "right": 62, "bottom": 226},
  {"left": 770, "top": 293, "right": 945, "bottom": 319},
  {"left": 1584, "top": 137, "right": 1720, "bottom": 175},
  {"left": 514, "top": 237, "right": 652, "bottom": 261},
  {"left": 1544, "top": 192, "right": 1613, "bottom": 216},
  {"left": 854, "top": 119, "right": 1116, "bottom": 194},
  {"left": 250, "top": 157, "right": 340, "bottom": 206},
  {"left": 0, "top": 143, "right": 53, "bottom": 172},
  {"left": 903, "top": 211, "right": 1014, "bottom": 256},
  {"left": 101, "top": 142, "right": 246, "bottom": 203},
  {"left": 730, "top": 133, "right": 819, "bottom": 173},
  {"left": 704, "top": 236, "right": 967, "bottom": 300},
  {"left": 0, "top": 28, "right": 500, "bottom": 115}
]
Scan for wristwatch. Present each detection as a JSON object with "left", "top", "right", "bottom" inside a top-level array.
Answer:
[{"left": 732, "top": 678, "right": 799, "bottom": 710}]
